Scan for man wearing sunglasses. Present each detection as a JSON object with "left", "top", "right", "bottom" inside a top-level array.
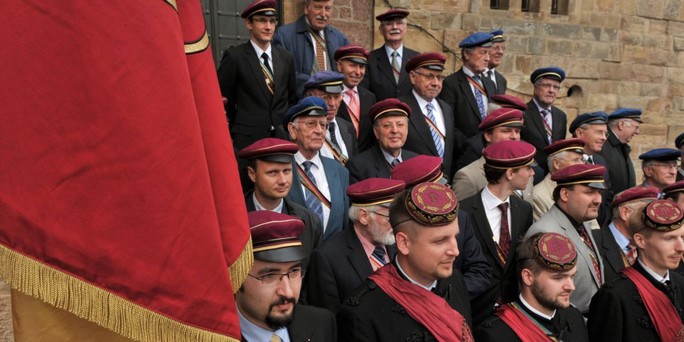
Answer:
[{"left": 237, "top": 211, "right": 336, "bottom": 341}]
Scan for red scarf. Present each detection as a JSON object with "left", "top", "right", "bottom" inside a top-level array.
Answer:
[
  {"left": 496, "top": 303, "right": 556, "bottom": 342},
  {"left": 369, "top": 263, "right": 473, "bottom": 342},
  {"left": 622, "top": 267, "right": 684, "bottom": 341}
]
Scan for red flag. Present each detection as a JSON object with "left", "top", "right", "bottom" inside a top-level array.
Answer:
[{"left": 0, "top": 1, "right": 251, "bottom": 341}]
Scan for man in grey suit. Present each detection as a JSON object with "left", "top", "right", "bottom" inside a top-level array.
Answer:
[
  {"left": 525, "top": 163, "right": 606, "bottom": 315},
  {"left": 284, "top": 96, "right": 350, "bottom": 239}
]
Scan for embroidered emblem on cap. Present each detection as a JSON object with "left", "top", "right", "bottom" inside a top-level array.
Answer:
[
  {"left": 404, "top": 182, "right": 458, "bottom": 226},
  {"left": 642, "top": 199, "right": 684, "bottom": 232},
  {"left": 534, "top": 232, "right": 577, "bottom": 271}
]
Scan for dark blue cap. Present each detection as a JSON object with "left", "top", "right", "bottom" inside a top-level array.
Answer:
[
  {"left": 608, "top": 108, "right": 643, "bottom": 123},
  {"left": 459, "top": 32, "right": 494, "bottom": 48},
  {"left": 569, "top": 111, "right": 608, "bottom": 135},
  {"left": 530, "top": 67, "right": 566, "bottom": 83},
  {"left": 304, "top": 71, "right": 344, "bottom": 93},
  {"left": 675, "top": 132, "right": 684, "bottom": 149},
  {"left": 282, "top": 96, "right": 327, "bottom": 128},
  {"left": 639, "top": 148, "right": 681, "bottom": 161},
  {"left": 490, "top": 29, "right": 505, "bottom": 42}
]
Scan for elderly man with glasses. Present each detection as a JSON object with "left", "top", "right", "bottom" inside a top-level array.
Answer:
[
  {"left": 639, "top": 148, "right": 681, "bottom": 191},
  {"left": 600, "top": 108, "right": 643, "bottom": 194}
]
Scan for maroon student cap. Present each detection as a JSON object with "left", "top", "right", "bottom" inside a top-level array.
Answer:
[
  {"left": 248, "top": 211, "right": 305, "bottom": 263},
  {"left": 478, "top": 107, "right": 524, "bottom": 132},
  {"left": 334, "top": 45, "right": 369, "bottom": 65},
  {"left": 482, "top": 140, "right": 536, "bottom": 169},
  {"left": 663, "top": 180, "right": 684, "bottom": 196},
  {"left": 347, "top": 178, "right": 406, "bottom": 206},
  {"left": 391, "top": 155, "right": 446, "bottom": 187},
  {"left": 551, "top": 164, "right": 606, "bottom": 189},
  {"left": 611, "top": 186, "right": 660, "bottom": 208},
  {"left": 375, "top": 8, "right": 409, "bottom": 21},
  {"left": 390, "top": 182, "right": 459, "bottom": 227},
  {"left": 641, "top": 199, "right": 684, "bottom": 232},
  {"left": 491, "top": 94, "right": 528, "bottom": 111},
  {"left": 237, "top": 138, "right": 299, "bottom": 163},
  {"left": 368, "top": 98, "right": 412, "bottom": 122},
  {"left": 241, "top": 0, "right": 277, "bottom": 18},
  {"left": 532, "top": 232, "right": 578, "bottom": 272},
  {"left": 543, "top": 138, "right": 585, "bottom": 157},
  {"left": 405, "top": 52, "right": 447, "bottom": 73}
]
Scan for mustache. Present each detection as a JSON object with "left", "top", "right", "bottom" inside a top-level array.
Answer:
[
  {"left": 315, "top": 15, "right": 328, "bottom": 20},
  {"left": 390, "top": 29, "right": 400, "bottom": 34},
  {"left": 270, "top": 296, "right": 296, "bottom": 308}
]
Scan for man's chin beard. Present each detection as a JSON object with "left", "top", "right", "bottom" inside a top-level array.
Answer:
[{"left": 265, "top": 297, "right": 296, "bottom": 330}]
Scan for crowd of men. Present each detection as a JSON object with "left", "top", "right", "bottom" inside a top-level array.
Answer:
[{"left": 218, "top": 0, "right": 684, "bottom": 340}]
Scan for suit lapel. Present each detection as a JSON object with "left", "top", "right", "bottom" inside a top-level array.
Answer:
[
  {"left": 371, "top": 145, "right": 391, "bottom": 177},
  {"left": 599, "top": 227, "right": 626, "bottom": 278},
  {"left": 288, "top": 161, "right": 306, "bottom": 205},
  {"left": 554, "top": 208, "right": 602, "bottom": 286},
  {"left": 551, "top": 107, "right": 565, "bottom": 141},
  {"left": 287, "top": 305, "right": 313, "bottom": 341},
  {"left": 457, "top": 72, "right": 483, "bottom": 123},
  {"left": 345, "top": 227, "right": 374, "bottom": 281},
  {"left": 471, "top": 196, "right": 503, "bottom": 271},
  {"left": 509, "top": 198, "right": 526, "bottom": 255},
  {"left": 243, "top": 44, "right": 272, "bottom": 99},
  {"left": 374, "top": 49, "right": 396, "bottom": 86},
  {"left": 406, "top": 94, "right": 438, "bottom": 155},
  {"left": 526, "top": 103, "right": 549, "bottom": 146},
  {"left": 321, "top": 158, "right": 340, "bottom": 236}
]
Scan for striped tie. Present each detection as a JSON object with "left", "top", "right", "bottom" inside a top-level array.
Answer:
[
  {"left": 625, "top": 240, "right": 637, "bottom": 266},
  {"left": 302, "top": 161, "right": 324, "bottom": 226},
  {"left": 541, "top": 109, "right": 553, "bottom": 143},
  {"left": 472, "top": 75, "right": 487, "bottom": 120},
  {"left": 391, "top": 50, "right": 400, "bottom": 83},
  {"left": 370, "top": 245, "right": 387, "bottom": 270},
  {"left": 425, "top": 102, "right": 444, "bottom": 158}
]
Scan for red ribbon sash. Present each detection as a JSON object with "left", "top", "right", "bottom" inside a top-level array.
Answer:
[{"left": 496, "top": 303, "right": 557, "bottom": 342}]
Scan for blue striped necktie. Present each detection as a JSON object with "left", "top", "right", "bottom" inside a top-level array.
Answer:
[
  {"left": 472, "top": 75, "right": 487, "bottom": 120},
  {"left": 371, "top": 245, "right": 386, "bottom": 266},
  {"left": 425, "top": 102, "right": 444, "bottom": 158},
  {"left": 302, "top": 161, "right": 324, "bottom": 225}
]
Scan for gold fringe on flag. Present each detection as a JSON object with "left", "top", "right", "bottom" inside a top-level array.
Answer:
[
  {"left": 229, "top": 236, "right": 253, "bottom": 293},
  {"left": 0, "top": 244, "right": 241, "bottom": 342}
]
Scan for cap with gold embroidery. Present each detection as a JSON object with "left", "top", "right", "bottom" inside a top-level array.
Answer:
[
  {"left": 478, "top": 107, "right": 524, "bottom": 131},
  {"left": 391, "top": 155, "right": 446, "bottom": 187},
  {"left": 551, "top": 164, "right": 606, "bottom": 190},
  {"left": 282, "top": 96, "right": 327, "bottom": 128},
  {"left": 248, "top": 211, "right": 305, "bottom": 262},
  {"left": 533, "top": 232, "right": 577, "bottom": 272},
  {"left": 405, "top": 52, "right": 447, "bottom": 72},
  {"left": 241, "top": 0, "right": 277, "bottom": 18},
  {"left": 369, "top": 98, "right": 412, "bottom": 122},
  {"left": 611, "top": 186, "right": 660, "bottom": 208},
  {"left": 641, "top": 199, "right": 684, "bottom": 232},
  {"left": 334, "top": 45, "right": 369, "bottom": 65},
  {"left": 304, "top": 71, "right": 345, "bottom": 93},
  {"left": 530, "top": 67, "right": 566, "bottom": 84},
  {"left": 543, "top": 138, "right": 585, "bottom": 157},
  {"left": 491, "top": 94, "right": 527, "bottom": 111},
  {"left": 482, "top": 140, "right": 536, "bottom": 169},
  {"left": 347, "top": 178, "right": 406, "bottom": 206},
  {"left": 390, "top": 182, "right": 458, "bottom": 227},
  {"left": 490, "top": 29, "right": 505, "bottom": 43},
  {"left": 238, "top": 138, "right": 298, "bottom": 163}
]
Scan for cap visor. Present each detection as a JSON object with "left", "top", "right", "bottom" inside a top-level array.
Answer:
[
  {"left": 260, "top": 155, "right": 294, "bottom": 163},
  {"left": 587, "top": 182, "right": 606, "bottom": 190},
  {"left": 322, "top": 85, "right": 343, "bottom": 93},
  {"left": 255, "top": 247, "right": 306, "bottom": 263}
]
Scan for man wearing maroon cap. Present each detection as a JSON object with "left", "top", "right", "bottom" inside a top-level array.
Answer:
[
  {"left": 592, "top": 186, "right": 659, "bottom": 283},
  {"left": 345, "top": 98, "right": 419, "bottom": 183},
  {"left": 338, "top": 183, "right": 473, "bottom": 341},
  {"left": 217, "top": 0, "right": 296, "bottom": 151},
  {"left": 533, "top": 138, "right": 586, "bottom": 220},
  {"left": 306, "top": 178, "right": 405, "bottom": 313},
  {"left": 334, "top": 45, "right": 377, "bottom": 151},
  {"left": 237, "top": 211, "right": 336, "bottom": 341},
  {"left": 664, "top": 180, "right": 684, "bottom": 208},
  {"left": 588, "top": 200, "right": 684, "bottom": 342},
  {"left": 453, "top": 107, "right": 534, "bottom": 204},
  {"left": 525, "top": 163, "right": 606, "bottom": 315},
  {"left": 238, "top": 137, "right": 322, "bottom": 268},
  {"left": 460, "top": 140, "right": 535, "bottom": 326},
  {"left": 398, "top": 52, "right": 457, "bottom": 179},
  {"left": 362, "top": 8, "right": 419, "bottom": 101},
  {"left": 475, "top": 233, "right": 589, "bottom": 341}
]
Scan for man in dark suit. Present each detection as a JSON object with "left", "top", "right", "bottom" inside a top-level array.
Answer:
[
  {"left": 483, "top": 29, "right": 508, "bottom": 95},
  {"left": 237, "top": 137, "right": 323, "bottom": 269},
  {"left": 440, "top": 32, "right": 496, "bottom": 139},
  {"left": 305, "top": 71, "right": 357, "bottom": 165},
  {"left": 593, "top": 186, "right": 659, "bottom": 284},
  {"left": 338, "top": 183, "right": 473, "bottom": 341},
  {"left": 398, "top": 52, "right": 457, "bottom": 179},
  {"left": 237, "top": 211, "right": 336, "bottom": 341},
  {"left": 306, "top": 178, "right": 406, "bottom": 313},
  {"left": 273, "top": 0, "right": 349, "bottom": 97},
  {"left": 217, "top": 0, "right": 296, "bottom": 151},
  {"left": 588, "top": 200, "right": 684, "bottom": 342},
  {"left": 520, "top": 67, "right": 568, "bottom": 176},
  {"left": 361, "top": 8, "right": 419, "bottom": 101},
  {"left": 600, "top": 108, "right": 642, "bottom": 194},
  {"left": 346, "top": 98, "right": 418, "bottom": 183},
  {"left": 460, "top": 140, "right": 536, "bottom": 326},
  {"left": 284, "top": 96, "right": 350, "bottom": 239},
  {"left": 474, "top": 233, "right": 589, "bottom": 342},
  {"left": 334, "top": 45, "right": 377, "bottom": 151}
]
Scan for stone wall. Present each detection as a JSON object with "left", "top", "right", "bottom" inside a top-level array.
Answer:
[{"left": 282, "top": 0, "right": 684, "bottom": 180}]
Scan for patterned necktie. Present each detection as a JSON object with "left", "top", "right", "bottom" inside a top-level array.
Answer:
[
  {"left": 370, "top": 245, "right": 387, "bottom": 269},
  {"left": 625, "top": 240, "right": 637, "bottom": 266},
  {"left": 390, "top": 158, "right": 400, "bottom": 168},
  {"left": 587, "top": 155, "right": 595, "bottom": 165},
  {"left": 576, "top": 225, "right": 602, "bottom": 285},
  {"left": 328, "top": 121, "right": 341, "bottom": 148},
  {"left": 345, "top": 89, "right": 360, "bottom": 134},
  {"left": 261, "top": 52, "right": 275, "bottom": 94},
  {"left": 270, "top": 334, "right": 282, "bottom": 342},
  {"left": 541, "top": 109, "right": 553, "bottom": 144},
  {"left": 313, "top": 32, "right": 326, "bottom": 71},
  {"left": 425, "top": 102, "right": 444, "bottom": 158},
  {"left": 261, "top": 52, "right": 273, "bottom": 76},
  {"left": 472, "top": 75, "right": 487, "bottom": 120},
  {"left": 302, "top": 161, "right": 324, "bottom": 225},
  {"left": 498, "top": 202, "right": 511, "bottom": 258},
  {"left": 391, "top": 50, "right": 401, "bottom": 83}
]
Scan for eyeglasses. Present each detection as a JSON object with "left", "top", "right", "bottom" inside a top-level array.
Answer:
[
  {"left": 252, "top": 17, "right": 278, "bottom": 25},
  {"left": 299, "top": 120, "right": 329, "bottom": 130},
  {"left": 248, "top": 267, "right": 305, "bottom": 285},
  {"left": 378, "top": 121, "right": 407, "bottom": 130},
  {"left": 372, "top": 211, "right": 390, "bottom": 222},
  {"left": 412, "top": 70, "right": 446, "bottom": 82},
  {"left": 535, "top": 83, "right": 561, "bottom": 91},
  {"left": 381, "top": 18, "right": 406, "bottom": 26},
  {"left": 649, "top": 161, "right": 679, "bottom": 169}
]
